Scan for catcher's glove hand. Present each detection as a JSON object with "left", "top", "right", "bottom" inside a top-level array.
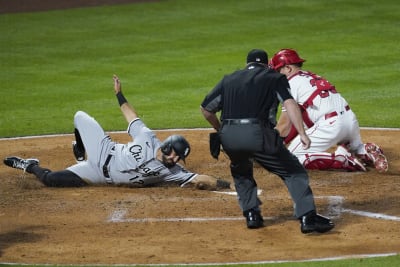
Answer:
[{"left": 209, "top": 132, "right": 221, "bottom": 159}]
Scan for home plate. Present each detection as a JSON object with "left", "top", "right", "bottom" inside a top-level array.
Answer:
[{"left": 212, "top": 189, "right": 263, "bottom": 196}]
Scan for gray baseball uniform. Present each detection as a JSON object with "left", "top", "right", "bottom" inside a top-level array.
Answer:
[{"left": 67, "top": 111, "right": 196, "bottom": 187}]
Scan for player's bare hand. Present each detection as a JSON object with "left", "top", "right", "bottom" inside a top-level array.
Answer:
[
  {"left": 300, "top": 134, "right": 311, "bottom": 149},
  {"left": 113, "top": 75, "right": 122, "bottom": 94}
]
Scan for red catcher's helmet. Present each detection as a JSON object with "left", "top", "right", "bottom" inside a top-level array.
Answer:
[{"left": 269, "top": 49, "right": 305, "bottom": 70}]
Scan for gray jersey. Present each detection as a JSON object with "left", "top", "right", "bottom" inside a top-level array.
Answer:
[{"left": 67, "top": 111, "right": 196, "bottom": 187}]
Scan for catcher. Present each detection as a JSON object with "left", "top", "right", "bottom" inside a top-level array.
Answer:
[
  {"left": 270, "top": 49, "right": 388, "bottom": 172},
  {"left": 3, "top": 75, "right": 232, "bottom": 191}
]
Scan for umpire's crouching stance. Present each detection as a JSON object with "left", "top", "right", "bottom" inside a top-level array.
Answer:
[{"left": 200, "top": 49, "right": 334, "bottom": 234}]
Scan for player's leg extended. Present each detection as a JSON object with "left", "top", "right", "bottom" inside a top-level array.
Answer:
[
  {"left": 73, "top": 111, "right": 112, "bottom": 161},
  {"left": 254, "top": 147, "right": 316, "bottom": 218}
]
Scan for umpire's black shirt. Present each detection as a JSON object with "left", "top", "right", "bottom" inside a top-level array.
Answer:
[{"left": 201, "top": 63, "right": 293, "bottom": 126}]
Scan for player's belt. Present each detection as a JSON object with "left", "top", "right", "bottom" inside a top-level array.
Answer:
[
  {"left": 324, "top": 105, "right": 350, "bottom": 120},
  {"left": 103, "top": 155, "right": 112, "bottom": 178},
  {"left": 102, "top": 146, "right": 115, "bottom": 180},
  {"left": 223, "top": 118, "right": 259, "bottom": 125}
]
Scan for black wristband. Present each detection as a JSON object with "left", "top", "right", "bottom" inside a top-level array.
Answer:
[{"left": 116, "top": 92, "right": 127, "bottom": 106}]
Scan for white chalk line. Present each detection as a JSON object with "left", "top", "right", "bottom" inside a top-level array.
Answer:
[
  {"left": 1, "top": 127, "right": 399, "bottom": 140},
  {"left": 323, "top": 195, "right": 400, "bottom": 221},
  {"left": 104, "top": 198, "right": 400, "bottom": 265},
  {"left": 108, "top": 195, "right": 400, "bottom": 223},
  {"left": 342, "top": 209, "right": 400, "bottom": 221},
  {"left": 109, "top": 207, "right": 275, "bottom": 223},
  {"left": 212, "top": 189, "right": 263, "bottom": 196},
  {"left": 1, "top": 252, "right": 398, "bottom": 266}
]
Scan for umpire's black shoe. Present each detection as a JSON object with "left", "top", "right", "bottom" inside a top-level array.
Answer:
[
  {"left": 72, "top": 141, "right": 85, "bottom": 162},
  {"left": 243, "top": 209, "right": 264, "bottom": 229},
  {"left": 300, "top": 211, "right": 335, "bottom": 234}
]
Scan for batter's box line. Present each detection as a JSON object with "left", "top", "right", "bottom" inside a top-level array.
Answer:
[
  {"left": 108, "top": 209, "right": 275, "bottom": 223},
  {"left": 108, "top": 195, "right": 400, "bottom": 223},
  {"left": 321, "top": 196, "right": 400, "bottom": 222}
]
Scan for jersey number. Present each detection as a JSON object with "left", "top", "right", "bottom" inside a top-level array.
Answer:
[{"left": 309, "top": 77, "right": 337, "bottom": 99}]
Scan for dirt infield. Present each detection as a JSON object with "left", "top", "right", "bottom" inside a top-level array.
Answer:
[
  {"left": 0, "top": 129, "right": 399, "bottom": 265},
  {"left": 1, "top": 1, "right": 399, "bottom": 265}
]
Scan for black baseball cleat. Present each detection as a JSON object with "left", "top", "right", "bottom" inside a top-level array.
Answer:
[
  {"left": 300, "top": 211, "right": 335, "bottom": 234},
  {"left": 72, "top": 141, "right": 85, "bottom": 162},
  {"left": 243, "top": 209, "right": 264, "bottom": 229},
  {"left": 4, "top": 156, "right": 39, "bottom": 173}
]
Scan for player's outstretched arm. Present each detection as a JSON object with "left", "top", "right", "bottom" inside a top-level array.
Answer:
[
  {"left": 185, "top": 174, "right": 233, "bottom": 191},
  {"left": 113, "top": 75, "right": 138, "bottom": 123}
]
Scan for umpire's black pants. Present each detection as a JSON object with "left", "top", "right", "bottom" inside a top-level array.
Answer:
[{"left": 226, "top": 143, "right": 316, "bottom": 218}]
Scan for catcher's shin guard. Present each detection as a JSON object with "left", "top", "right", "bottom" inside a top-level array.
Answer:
[
  {"left": 303, "top": 153, "right": 342, "bottom": 170},
  {"left": 303, "top": 152, "right": 366, "bottom": 172}
]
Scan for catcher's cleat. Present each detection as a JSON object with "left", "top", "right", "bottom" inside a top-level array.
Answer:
[
  {"left": 300, "top": 211, "right": 335, "bottom": 234},
  {"left": 335, "top": 145, "right": 366, "bottom": 172},
  {"left": 364, "top": 143, "right": 388, "bottom": 172},
  {"left": 373, "top": 153, "right": 389, "bottom": 173},
  {"left": 72, "top": 141, "right": 85, "bottom": 162},
  {"left": 346, "top": 155, "right": 367, "bottom": 172},
  {"left": 244, "top": 209, "right": 264, "bottom": 229},
  {"left": 3, "top": 156, "right": 39, "bottom": 173}
]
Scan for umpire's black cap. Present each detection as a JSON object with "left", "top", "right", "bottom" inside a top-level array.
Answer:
[{"left": 247, "top": 49, "right": 268, "bottom": 64}]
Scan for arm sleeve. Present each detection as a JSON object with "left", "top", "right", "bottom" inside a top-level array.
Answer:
[
  {"left": 163, "top": 164, "right": 197, "bottom": 187},
  {"left": 127, "top": 118, "right": 155, "bottom": 140},
  {"left": 275, "top": 75, "right": 294, "bottom": 103},
  {"left": 200, "top": 79, "right": 224, "bottom": 112}
]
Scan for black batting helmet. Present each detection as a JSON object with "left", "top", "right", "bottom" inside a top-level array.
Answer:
[{"left": 160, "top": 135, "right": 191, "bottom": 162}]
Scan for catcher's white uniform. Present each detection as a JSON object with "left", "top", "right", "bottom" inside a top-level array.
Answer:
[
  {"left": 284, "top": 70, "right": 370, "bottom": 171},
  {"left": 67, "top": 111, "right": 196, "bottom": 186},
  {"left": 271, "top": 49, "right": 388, "bottom": 172}
]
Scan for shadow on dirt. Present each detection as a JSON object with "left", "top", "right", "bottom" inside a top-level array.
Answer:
[{"left": 0, "top": 226, "right": 45, "bottom": 257}]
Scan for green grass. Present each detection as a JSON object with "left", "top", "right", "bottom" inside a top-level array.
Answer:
[
  {"left": 0, "top": 1, "right": 399, "bottom": 264},
  {"left": 0, "top": 0, "right": 399, "bottom": 137},
  {"left": 1, "top": 254, "right": 399, "bottom": 267}
]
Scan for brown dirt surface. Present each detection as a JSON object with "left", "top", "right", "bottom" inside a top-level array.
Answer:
[
  {"left": 0, "top": 0, "right": 156, "bottom": 14},
  {"left": 0, "top": 129, "right": 399, "bottom": 265},
  {"left": 1, "top": 1, "right": 399, "bottom": 265}
]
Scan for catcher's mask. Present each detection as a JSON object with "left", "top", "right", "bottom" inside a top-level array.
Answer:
[
  {"left": 269, "top": 48, "right": 305, "bottom": 71},
  {"left": 160, "top": 135, "right": 191, "bottom": 163}
]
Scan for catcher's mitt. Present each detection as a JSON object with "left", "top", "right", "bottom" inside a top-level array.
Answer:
[{"left": 209, "top": 132, "right": 221, "bottom": 159}]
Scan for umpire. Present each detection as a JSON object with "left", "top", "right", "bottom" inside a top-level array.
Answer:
[{"left": 200, "top": 49, "right": 334, "bottom": 234}]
